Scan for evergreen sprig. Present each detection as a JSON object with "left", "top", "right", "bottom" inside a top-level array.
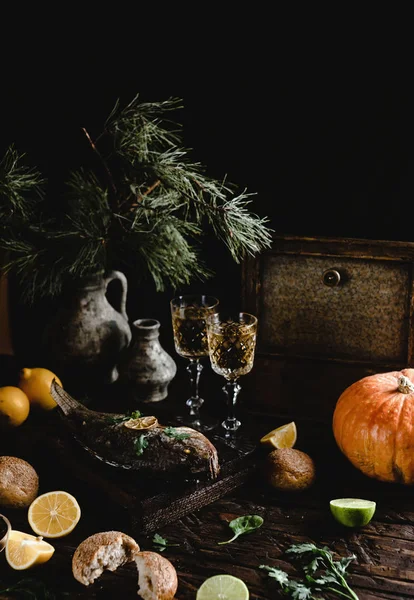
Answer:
[
  {"left": 0, "top": 93, "right": 273, "bottom": 302},
  {"left": 0, "top": 145, "right": 45, "bottom": 221}
]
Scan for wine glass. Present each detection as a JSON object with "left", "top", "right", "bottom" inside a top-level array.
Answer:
[
  {"left": 170, "top": 294, "right": 219, "bottom": 431},
  {"left": 206, "top": 311, "right": 257, "bottom": 435}
]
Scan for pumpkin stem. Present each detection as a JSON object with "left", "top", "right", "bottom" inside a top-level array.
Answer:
[{"left": 397, "top": 375, "right": 414, "bottom": 394}]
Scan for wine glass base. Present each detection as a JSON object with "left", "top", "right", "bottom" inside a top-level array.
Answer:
[
  {"left": 222, "top": 418, "right": 241, "bottom": 433},
  {"left": 173, "top": 411, "right": 218, "bottom": 433}
]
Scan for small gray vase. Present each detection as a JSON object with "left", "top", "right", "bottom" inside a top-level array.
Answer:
[{"left": 119, "top": 318, "right": 177, "bottom": 403}]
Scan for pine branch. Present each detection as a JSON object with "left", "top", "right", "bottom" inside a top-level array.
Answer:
[
  {"left": 0, "top": 145, "right": 45, "bottom": 221},
  {"left": 0, "top": 93, "right": 273, "bottom": 301}
]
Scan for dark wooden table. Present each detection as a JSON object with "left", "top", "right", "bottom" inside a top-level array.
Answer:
[{"left": 1, "top": 357, "right": 414, "bottom": 599}]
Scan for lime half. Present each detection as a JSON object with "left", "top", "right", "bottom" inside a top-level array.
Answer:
[
  {"left": 196, "top": 574, "right": 249, "bottom": 600},
  {"left": 330, "top": 498, "right": 376, "bottom": 528}
]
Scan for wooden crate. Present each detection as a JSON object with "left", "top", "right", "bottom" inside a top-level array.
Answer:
[{"left": 241, "top": 235, "right": 414, "bottom": 423}]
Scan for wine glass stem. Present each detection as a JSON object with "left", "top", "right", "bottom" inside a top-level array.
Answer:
[
  {"left": 186, "top": 358, "right": 204, "bottom": 415},
  {"left": 222, "top": 380, "right": 241, "bottom": 432}
]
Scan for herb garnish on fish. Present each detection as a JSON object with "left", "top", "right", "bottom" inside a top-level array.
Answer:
[
  {"left": 164, "top": 427, "right": 191, "bottom": 440},
  {"left": 107, "top": 410, "right": 142, "bottom": 424},
  {"left": 134, "top": 434, "right": 149, "bottom": 456}
]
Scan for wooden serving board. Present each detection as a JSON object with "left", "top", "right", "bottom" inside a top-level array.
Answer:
[{"left": 18, "top": 412, "right": 259, "bottom": 536}]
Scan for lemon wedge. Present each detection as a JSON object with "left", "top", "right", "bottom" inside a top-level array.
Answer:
[
  {"left": 6, "top": 530, "right": 55, "bottom": 570},
  {"left": 260, "top": 421, "right": 297, "bottom": 449}
]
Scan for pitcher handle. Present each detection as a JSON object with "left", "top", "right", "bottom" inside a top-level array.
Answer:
[{"left": 104, "top": 270, "right": 129, "bottom": 322}]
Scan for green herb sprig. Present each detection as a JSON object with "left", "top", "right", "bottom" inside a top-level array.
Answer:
[
  {"left": 134, "top": 434, "right": 149, "bottom": 456},
  {"left": 107, "top": 410, "right": 142, "bottom": 424},
  {"left": 152, "top": 533, "right": 180, "bottom": 552},
  {"left": 218, "top": 515, "right": 264, "bottom": 545},
  {"left": 164, "top": 427, "right": 191, "bottom": 441},
  {"left": 260, "top": 542, "right": 359, "bottom": 600}
]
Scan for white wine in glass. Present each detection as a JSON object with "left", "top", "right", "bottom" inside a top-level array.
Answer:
[
  {"left": 207, "top": 311, "right": 257, "bottom": 434},
  {"left": 170, "top": 294, "right": 219, "bottom": 431}
]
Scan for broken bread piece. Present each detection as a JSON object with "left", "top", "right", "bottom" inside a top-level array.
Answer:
[
  {"left": 135, "top": 551, "right": 178, "bottom": 600},
  {"left": 72, "top": 530, "right": 139, "bottom": 586}
]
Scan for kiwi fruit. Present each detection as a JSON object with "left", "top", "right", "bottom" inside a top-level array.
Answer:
[
  {"left": 265, "top": 447, "right": 316, "bottom": 492},
  {"left": 0, "top": 455, "right": 39, "bottom": 509}
]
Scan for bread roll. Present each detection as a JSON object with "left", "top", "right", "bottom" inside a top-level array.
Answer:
[
  {"left": 72, "top": 530, "right": 140, "bottom": 586},
  {"left": 0, "top": 455, "right": 39, "bottom": 509},
  {"left": 135, "top": 551, "right": 178, "bottom": 600}
]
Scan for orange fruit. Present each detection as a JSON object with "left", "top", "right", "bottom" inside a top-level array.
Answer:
[
  {"left": 18, "top": 367, "right": 62, "bottom": 411},
  {"left": 0, "top": 386, "right": 30, "bottom": 427},
  {"left": 28, "top": 490, "right": 81, "bottom": 538},
  {"left": 5, "top": 529, "right": 55, "bottom": 570}
]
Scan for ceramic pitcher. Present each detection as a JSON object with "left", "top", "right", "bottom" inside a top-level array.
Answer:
[{"left": 42, "top": 270, "right": 132, "bottom": 389}]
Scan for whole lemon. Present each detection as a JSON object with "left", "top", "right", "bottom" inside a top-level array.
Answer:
[
  {"left": 18, "top": 368, "right": 63, "bottom": 411},
  {"left": 0, "top": 386, "right": 30, "bottom": 427}
]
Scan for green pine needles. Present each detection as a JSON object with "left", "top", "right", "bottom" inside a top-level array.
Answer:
[{"left": 0, "top": 94, "right": 272, "bottom": 302}]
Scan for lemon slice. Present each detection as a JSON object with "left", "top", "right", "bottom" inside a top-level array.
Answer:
[
  {"left": 28, "top": 491, "right": 81, "bottom": 538},
  {"left": 196, "top": 574, "right": 249, "bottom": 600},
  {"left": 260, "top": 421, "right": 297, "bottom": 449},
  {"left": 124, "top": 415, "right": 158, "bottom": 430},
  {"left": 6, "top": 529, "right": 55, "bottom": 570},
  {"left": 330, "top": 498, "right": 376, "bottom": 528}
]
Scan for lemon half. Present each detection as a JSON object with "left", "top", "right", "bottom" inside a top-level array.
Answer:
[{"left": 28, "top": 490, "right": 81, "bottom": 538}]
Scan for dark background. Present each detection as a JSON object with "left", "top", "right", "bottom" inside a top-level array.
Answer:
[{"left": 2, "top": 22, "right": 414, "bottom": 361}]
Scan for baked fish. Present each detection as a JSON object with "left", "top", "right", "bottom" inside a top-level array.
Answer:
[{"left": 49, "top": 380, "right": 220, "bottom": 480}]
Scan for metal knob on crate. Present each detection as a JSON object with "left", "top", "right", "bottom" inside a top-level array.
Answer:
[{"left": 322, "top": 269, "right": 341, "bottom": 287}]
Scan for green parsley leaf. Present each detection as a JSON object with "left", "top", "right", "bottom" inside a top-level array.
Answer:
[
  {"left": 107, "top": 410, "right": 142, "bottom": 424},
  {"left": 260, "top": 543, "right": 359, "bottom": 600},
  {"left": 134, "top": 434, "right": 149, "bottom": 456},
  {"left": 259, "top": 565, "right": 290, "bottom": 586},
  {"left": 152, "top": 533, "right": 179, "bottom": 552},
  {"left": 163, "top": 427, "right": 191, "bottom": 440}
]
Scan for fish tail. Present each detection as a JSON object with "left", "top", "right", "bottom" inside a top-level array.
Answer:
[
  {"left": 210, "top": 453, "right": 220, "bottom": 479},
  {"left": 50, "top": 379, "right": 82, "bottom": 415}
]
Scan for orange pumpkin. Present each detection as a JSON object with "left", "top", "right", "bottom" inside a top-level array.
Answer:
[{"left": 332, "top": 368, "right": 414, "bottom": 484}]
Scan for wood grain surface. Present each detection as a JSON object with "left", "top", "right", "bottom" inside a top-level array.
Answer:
[
  {"left": 2, "top": 356, "right": 414, "bottom": 599},
  {"left": 1, "top": 400, "right": 414, "bottom": 599}
]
